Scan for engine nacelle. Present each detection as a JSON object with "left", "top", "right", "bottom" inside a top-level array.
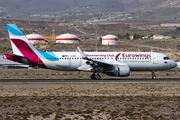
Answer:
[{"left": 106, "top": 63, "right": 130, "bottom": 77}]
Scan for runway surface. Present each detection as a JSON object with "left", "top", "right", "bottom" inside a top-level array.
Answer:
[{"left": 0, "top": 78, "right": 179, "bottom": 82}]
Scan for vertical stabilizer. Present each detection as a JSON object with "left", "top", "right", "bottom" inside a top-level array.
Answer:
[
  {"left": 6, "top": 24, "right": 46, "bottom": 68},
  {"left": 6, "top": 24, "right": 38, "bottom": 57}
]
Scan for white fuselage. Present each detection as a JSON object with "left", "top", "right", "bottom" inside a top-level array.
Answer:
[{"left": 38, "top": 51, "right": 176, "bottom": 71}]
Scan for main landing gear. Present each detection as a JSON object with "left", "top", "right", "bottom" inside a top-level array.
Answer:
[
  {"left": 91, "top": 73, "right": 101, "bottom": 80},
  {"left": 151, "top": 71, "right": 156, "bottom": 79}
]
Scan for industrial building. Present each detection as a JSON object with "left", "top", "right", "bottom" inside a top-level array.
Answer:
[
  {"left": 153, "top": 35, "right": 172, "bottom": 40},
  {"left": 102, "top": 34, "right": 118, "bottom": 45},
  {"left": 56, "top": 33, "right": 81, "bottom": 43},
  {"left": 160, "top": 23, "right": 180, "bottom": 27}
]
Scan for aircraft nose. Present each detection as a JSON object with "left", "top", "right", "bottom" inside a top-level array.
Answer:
[{"left": 172, "top": 61, "right": 177, "bottom": 68}]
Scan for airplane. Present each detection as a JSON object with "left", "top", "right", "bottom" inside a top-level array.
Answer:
[{"left": 3, "top": 24, "right": 177, "bottom": 80}]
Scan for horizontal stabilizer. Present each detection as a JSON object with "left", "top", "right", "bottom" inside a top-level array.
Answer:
[{"left": 5, "top": 53, "right": 27, "bottom": 59}]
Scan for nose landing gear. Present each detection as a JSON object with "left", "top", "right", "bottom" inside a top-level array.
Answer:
[{"left": 151, "top": 71, "right": 156, "bottom": 79}]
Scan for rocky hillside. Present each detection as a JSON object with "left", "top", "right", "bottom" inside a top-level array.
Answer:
[
  {"left": 129, "top": 0, "right": 180, "bottom": 23},
  {"left": 0, "top": 0, "right": 151, "bottom": 17},
  {"left": 125, "top": 0, "right": 143, "bottom": 11},
  {"left": 155, "top": 0, "right": 180, "bottom": 8},
  {"left": 135, "top": 0, "right": 180, "bottom": 12},
  {"left": 88, "top": 0, "right": 125, "bottom": 13}
]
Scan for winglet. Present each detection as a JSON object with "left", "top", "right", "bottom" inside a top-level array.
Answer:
[{"left": 77, "top": 47, "right": 89, "bottom": 60}]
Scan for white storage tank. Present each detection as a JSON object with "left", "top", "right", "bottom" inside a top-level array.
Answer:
[
  {"left": 56, "top": 33, "right": 81, "bottom": 43},
  {"left": 26, "top": 34, "right": 48, "bottom": 44},
  {"left": 102, "top": 34, "right": 118, "bottom": 45}
]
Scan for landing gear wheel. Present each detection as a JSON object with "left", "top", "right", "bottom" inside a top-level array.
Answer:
[
  {"left": 91, "top": 73, "right": 101, "bottom": 80},
  {"left": 151, "top": 71, "right": 156, "bottom": 79},
  {"left": 91, "top": 74, "right": 95, "bottom": 79},
  {"left": 94, "top": 74, "right": 101, "bottom": 80}
]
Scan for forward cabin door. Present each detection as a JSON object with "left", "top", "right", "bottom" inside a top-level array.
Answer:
[{"left": 153, "top": 54, "right": 158, "bottom": 64}]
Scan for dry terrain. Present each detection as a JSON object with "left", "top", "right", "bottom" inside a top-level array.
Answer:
[
  {"left": 0, "top": 69, "right": 179, "bottom": 79},
  {"left": 0, "top": 69, "right": 180, "bottom": 119},
  {"left": 0, "top": 81, "right": 180, "bottom": 120}
]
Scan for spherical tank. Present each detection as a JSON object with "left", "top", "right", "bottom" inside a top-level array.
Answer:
[
  {"left": 26, "top": 34, "right": 48, "bottom": 44},
  {"left": 102, "top": 34, "right": 118, "bottom": 45},
  {"left": 56, "top": 33, "right": 81, "bottom": 43}
]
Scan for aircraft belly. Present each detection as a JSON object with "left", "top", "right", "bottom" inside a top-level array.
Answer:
[
  {"left": 129, "top": 62, "right": 168, "bottom": 71},
  {"left": 70, "top": 60, "right": 80, "bottom": 69},
  {"left": 129, "top": 62, "right": 155, "bottom": 71},
  {"left": 44, "top": 60, "right": 70, "bottom": 70},
  {"left": 44, "top": 59, "right": 85, "bottom": 71}
]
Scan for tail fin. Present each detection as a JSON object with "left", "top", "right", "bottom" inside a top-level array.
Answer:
[
  {"left": 6, "top": 24, "right": 47, "bottom": 68},
  {"left": 6, "top": 24, "right": 38, "bottom": 57}
]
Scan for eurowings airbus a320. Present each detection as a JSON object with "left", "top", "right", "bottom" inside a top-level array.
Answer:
[{"left": 3, "top": 24, "right": 177, "bottom": 79}]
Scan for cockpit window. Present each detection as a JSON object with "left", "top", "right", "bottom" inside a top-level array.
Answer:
[{"left": 164, "top": 57, "right": 170, "bottom": 60}]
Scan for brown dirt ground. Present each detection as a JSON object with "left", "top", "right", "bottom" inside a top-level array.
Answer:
[
  {"left": 0, "top": 69, "right": 180, "bottom": 119},
  {"left": 0, "top": 82, "right": 180, "bottom": 120},
  {"left": 0, "top": 69, "right": 179, "bottom": 79}
]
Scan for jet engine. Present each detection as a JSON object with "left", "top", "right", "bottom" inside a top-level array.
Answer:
[{"left": 106, "top": 63, "right": 130, "bottom": 77}]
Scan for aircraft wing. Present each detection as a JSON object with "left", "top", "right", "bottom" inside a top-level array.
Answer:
[{"left": 77, "top": 47, "right": 114, "bottom": 72}]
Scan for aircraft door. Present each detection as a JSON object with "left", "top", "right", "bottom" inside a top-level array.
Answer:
[
  {"left": 70, "top": 58, "right": 78, "bottom": 68},
  {"left": 64, "top": 58, "right": 71, "bottom": 67},
  {"left": 38, "top": 58, "right": 44, "bottom": 64},
  {"left": 153, "top": 54, "right": 158, "bottom": 64},
  {"left": 79, "top": 58, "right": 82, "bottom": 66}
]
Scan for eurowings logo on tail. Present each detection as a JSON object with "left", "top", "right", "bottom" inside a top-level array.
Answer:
[
  {"left": 7, "top": 24, "right": 60, "bottom": 63},
  {"left": 6, "top": 24, "right": 48, "bottom": 67}
]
